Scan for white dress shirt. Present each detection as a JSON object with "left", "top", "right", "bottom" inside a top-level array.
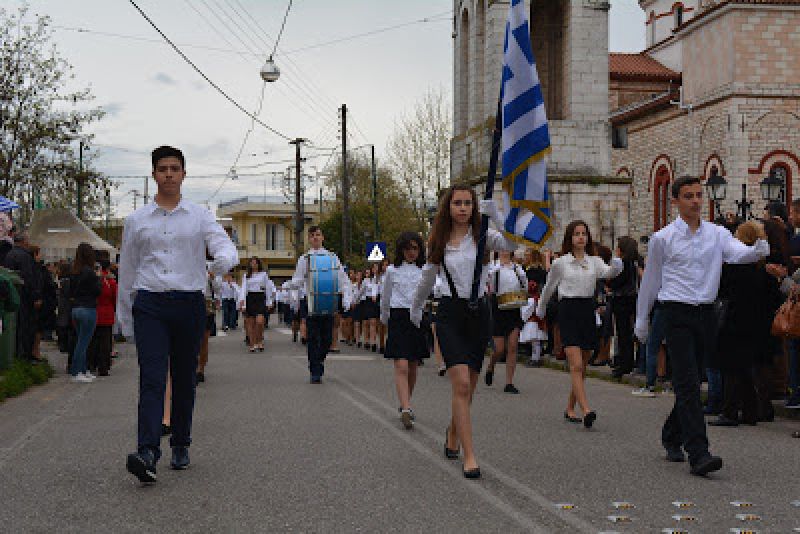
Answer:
[
  {"left": 411, "top": 228, "right": 516, "bottom": 325},
  {"left": 239, "top": 271, "right": 275, "bottom": 306},
  {"left": 219, "top": 279, "right": 239, "bottom": 300},
  {"left": 116, "top": 198, "right": 238, "bottom": 337},
  {"left": 536, "top": 254, "right": 623, "bottom": 318},
  {"left": 289, "top": 246, "right": 353, "bottom": 309},
  {"left": 635, "top": 217, "right": 770, "bottom": 341},
  {"left": 380, "top": 263, "right": 423, "bottom": 325},
  {"left": 489, "top": 261, "right": 527, "bottom": 294}
]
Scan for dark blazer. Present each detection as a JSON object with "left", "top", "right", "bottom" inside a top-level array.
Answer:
[{"left": 3, "top": 245, "right": 41, "bottom": 301}]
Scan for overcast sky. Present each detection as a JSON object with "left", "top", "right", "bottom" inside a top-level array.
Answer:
[{"left": 3, "top": 0, "right": 646, "bottom": 215}]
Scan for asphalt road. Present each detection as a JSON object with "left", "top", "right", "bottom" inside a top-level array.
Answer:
[{"left": 2, "top": 324, "right": 799, "bottom": 533}]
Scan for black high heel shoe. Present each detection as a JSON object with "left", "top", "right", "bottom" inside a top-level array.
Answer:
[
  {"left": 583, "top": 411, "right": 597, "bottom": 429},
  {"left": 444, "top": 427, "right": 459, "bottom": 459},
  {"left": 463, "top": 467, "right": 481, "bottom": 479},
  {"left": 563, "top": 411, "right": 581, "bottom": 424}
]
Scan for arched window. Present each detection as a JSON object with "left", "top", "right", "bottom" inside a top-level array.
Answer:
[
  {"left": 653, "top": 165, "right": 671, "bottom": 230},
  {"left": 674, "top": 4, "right": 684, "bottom": 28}
]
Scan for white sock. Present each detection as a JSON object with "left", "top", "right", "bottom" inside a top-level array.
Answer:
[{"left": 531, "top": 342, "right": 541, "bottom": 362}]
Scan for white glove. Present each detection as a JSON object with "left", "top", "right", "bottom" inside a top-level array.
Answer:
[{"left": 479, "top": 199, "right": 504, "bottom": 225}]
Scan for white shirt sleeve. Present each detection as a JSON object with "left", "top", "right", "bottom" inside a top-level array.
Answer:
[
  {"left": 594, "top": 256, "right": 624, "bottom": 280},
  {"left": 380, "top": 268, "right": 392, "bottom": 325},
  {"left": 635, "top": 235, "right": 666, "bottom": 342},
  {"left": 486, "top": 228, "right": 517, "bottom": 253},
  {"left": 265, "top": 278, "right": 276, "bottom": 306},
  {"left": 535, "top": 260, "right": 563, "bottom": 318},
  {"left": 238, "top": 274, "right": 247, "bottom": 305},
  {"left": 411, "top": 263, "right": 439, "bottom": 326},
  {"left": 116, "top": 218, "right": 140, "bottom": 338},
  {"left": 204, "top": 212, "right": 238, "bottom": 275},
  {"left": 721, "top": 227, "right": 770, "bottom": 264},
  {"left": 289, "top": 254, "right": 308, "bottom": 290}
]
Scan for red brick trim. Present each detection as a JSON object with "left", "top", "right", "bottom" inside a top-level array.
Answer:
[
  {"left": 704, "top": 154, "right": 726, "bottom": 178},
  {"left": 648, "top": 154, "right": 674, "bottom": 192},
  {"left": 616, "top": 166, "right": 632, "bottom": 178},
  {"left": 748, "top": 149, "right": 800, "bottom": 175}
]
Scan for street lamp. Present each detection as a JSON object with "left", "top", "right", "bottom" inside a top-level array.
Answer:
[
  {"left": 760, "top": 168, "right": 785, "bottom": 203},
  {"left": 260, "top": 57, "right": 280, "bottom": 83},
  {"left": 704, "top": 168, "right": 726, "bottom": 220}
]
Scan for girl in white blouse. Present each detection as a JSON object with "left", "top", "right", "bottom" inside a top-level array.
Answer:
[
  {"left": 536, "top": 220, "right": 623, "bottom": 429},
  {"left": 361, "top": 268, "right": 380, "bottom": 351},
  {"left": 380, "top": 232, "right": 428, "bottom": 430},
  {"left": 238, "top": 257, "right": 274, "bottom": 353},
  {"left": 411, "top": 185, "right": 516, "bottom": 479}
]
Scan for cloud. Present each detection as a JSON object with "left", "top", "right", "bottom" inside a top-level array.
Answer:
[
  {"left": 152, "top": 72, "right": 178, "bottom": 86},
  {"left": 101, "top": 102, "right": 124, "bottom": 117}
]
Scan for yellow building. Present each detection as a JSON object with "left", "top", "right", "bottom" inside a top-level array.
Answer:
[{"left": 217, "top": 195, "right": 322, "bottom": 281}]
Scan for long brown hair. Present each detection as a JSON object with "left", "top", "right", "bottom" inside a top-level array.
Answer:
[
  {"left": 560, "top": 220, "right": 594, "bottom": 256},
  {"left": 427, "top": 185, "right": 485, "bottom": 265},
  {"left": 72, "top": 242, "right": 96, "bottom": 274}
]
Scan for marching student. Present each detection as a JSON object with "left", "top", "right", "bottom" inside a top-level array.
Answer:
[
  {"left": 431, "top": 273, "right": 447, "bottom": 377},
  {"left": 119, "top": 145, "right": 237, "bottom": 484},
  {"left": 238, "top": 257, "right": 274, "bottom": 353},
  {"left": 520, "top": 281, "right": 547, "bottom": 367},
  {"left": 289, "top": 226, "right": 352, "bottom": 383},
  {"left": 219, "top": 273, "right": 239, "bottom": 332},
  {"left": 411, "top": 185, "right": 516, "bottom": 479},
  {"left": 485, "top": 250, "right": 527, "bottom": 393},
  {"left": 536, "top": 220, "right": 623, "bottom": 429},
  {"left": 635, "top": 175, "right": 769, "bottom": 476},
  {"left": 340, "top": 270, "right": 357, "bottom": 345},
  {"left": 380, "top": 231, "right": 428, "bottom": 430},
  {"left": 376, "top": 259, "right": 390, "bottom": 353},
  {"left": 362, "top": 267, "right": 379, "bottom": 351},
  {"left": 351, "top": 270, "right": 364, "bottom": 347}
]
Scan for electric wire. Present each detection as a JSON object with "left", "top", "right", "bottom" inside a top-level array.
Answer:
[{"left": 126, "top": 0, "right": 291, "bottom": 140}]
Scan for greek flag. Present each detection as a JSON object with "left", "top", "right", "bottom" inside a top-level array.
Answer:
[
  {"left": 0, "top": 195, "right": 20, "bottom": 212},
  {"left": 499, "top": 0, "right": 552, "bottom": 247}
]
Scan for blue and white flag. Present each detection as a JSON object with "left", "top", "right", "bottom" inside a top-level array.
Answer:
[
  {"left": 0, "top": 195, "right": 20, "bottom": 212},
  {"left": 499, "top": 0, "right": 552, "bottom": 247}
]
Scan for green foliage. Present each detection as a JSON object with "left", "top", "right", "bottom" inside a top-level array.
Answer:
[
  {"left": 0, "top": 358, "right": 54, "bottom": 402},
  {"left": 0, "top": 6, "right": 110, "bottom": 224},
  {"left": 320, "top": 155, "right": 424, "bottom": 267}
]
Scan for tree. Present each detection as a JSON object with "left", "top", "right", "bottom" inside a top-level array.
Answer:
[
  {"left": 319, "top": 153, "right": 423, "bottom": 268},
  {"left": 386, "top": 87, "right": 451, "bottom": 228},
  {"left": 0, "top": 6, "right": 109, "bottom": 223}
]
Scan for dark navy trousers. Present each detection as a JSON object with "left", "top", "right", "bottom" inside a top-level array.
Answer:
[
  {"left": 306, "top": 315, "right": 333, "bottom": 378},
  {"left": 133, "top": 290, "right": 205, "bottom": 461}
]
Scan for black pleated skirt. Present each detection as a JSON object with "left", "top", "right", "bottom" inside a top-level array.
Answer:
[
  {"left": 492, "top": 307, "right": 523, "bottom": 338},
  {"left": 245, "top": 292, "right": 266, "bottom": 318},
  {"left": 435, "top": 297, "right": 491, "bottom": 373},
  {"left": 557, "top": 297, "right": 598, "bottom": 351},
  {"left": 384, "top": 308, "right": 429, "bottom": 361}
]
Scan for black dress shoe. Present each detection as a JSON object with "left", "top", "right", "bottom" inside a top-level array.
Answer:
[
  {"left": 357, "top": 342, "right": 362, "bottom": 348},
  {"left": 196, "top": 372, "right": 205, "bottom": 383},
  {"left": 161, "top": 424, "right": 172, "bottom": 437},
  {"left": 665, "top": 446, "right": 686, "bottom": 462},
  {"left": 583, "top": 411, "right": 597, "bottom": 429},
  {"left": 329, "top": 348, "right": 340, "bottom": 353},
  {"left": 310, "top": 376, "right": 322, "bottom": 384},
  {"left": 126, "top": 450, "right": 157, "bottom": 483},
  {"left": 301, "top": 338, "right": 307, "bottom": 345},
  {"left": 444, "top": 428, "right": 459, "bottom": 459},
  {"left": 690, "top": 455, "right": 723, "bottom": 476},
  {"left": 485, "top": 369, "right": 494, "bottom": 386},
  {"left": 709, "top": 415, "right": 738, "bottom": 427},
  {"left": 463, "top": 468, "right": 481, "bottom": 479},
  {"left": 503, "top": 384, "right": 520, "bottom": 394},
  {"left": 170, "top": 447, "right": 190, "bottom": 470},
  {"left": 564, "top": 411, "right": 581, "bottom": 423}
]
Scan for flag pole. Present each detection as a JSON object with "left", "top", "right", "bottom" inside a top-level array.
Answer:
[{"left": 469, "top": 97, "right": 503, "bottom": 310}]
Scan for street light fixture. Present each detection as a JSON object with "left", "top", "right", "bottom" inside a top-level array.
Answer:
[
  {"left": 704, "top": 168, "right": 727, "bottom": 221},
  {"left": 260, "top": 57, "right": 281, "bottom": 83},
  {"left": 760, "top": 168, "right": 784, "bottom": 203}
]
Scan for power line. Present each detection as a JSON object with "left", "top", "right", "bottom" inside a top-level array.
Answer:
[{"left": 126, "top": 0, "right": 291, "bottom": 141}]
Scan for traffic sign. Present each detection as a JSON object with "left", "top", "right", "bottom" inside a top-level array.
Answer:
[{"left": 366, "top": 241, "right": 387, "bottom": 262}]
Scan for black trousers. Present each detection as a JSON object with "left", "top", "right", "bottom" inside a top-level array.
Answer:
[
  {"left": 87, "top": 325, "right": 113, "bottom": 374},
  {"left": 660, "top": 302, "right": 713, "bottom": 465},
  {"left": 307, "top": 314, "right": 333, "bottom": 378},
  {"left": 16, "top": 296, "right": 35, "bottom": 360},
  {"left": 721, "top": 367, "right": 758, "bottom": 424},
  {"left": 612, "top": 296, "right": 636, "bottom": 372},
  {"left": 133, "top": 291, "right": 205, "bottom": 462}
]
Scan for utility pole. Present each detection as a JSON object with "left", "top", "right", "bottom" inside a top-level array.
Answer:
[
  {"left": 371, "top": 145, "right": 379, "bottom": 240},
  {"left": 340, "top": 104, "right": 350, "bottom": 256},
  {"left": 289, "top": 138, "right": 307, "bottom": 261}
]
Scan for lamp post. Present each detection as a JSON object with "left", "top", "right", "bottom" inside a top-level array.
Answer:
[
  {"left": 760, "top": 168, "right": 785, "bottom": 205},
  {"left": 704, "top": 168, "right": 727, "bottom": 221}
]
